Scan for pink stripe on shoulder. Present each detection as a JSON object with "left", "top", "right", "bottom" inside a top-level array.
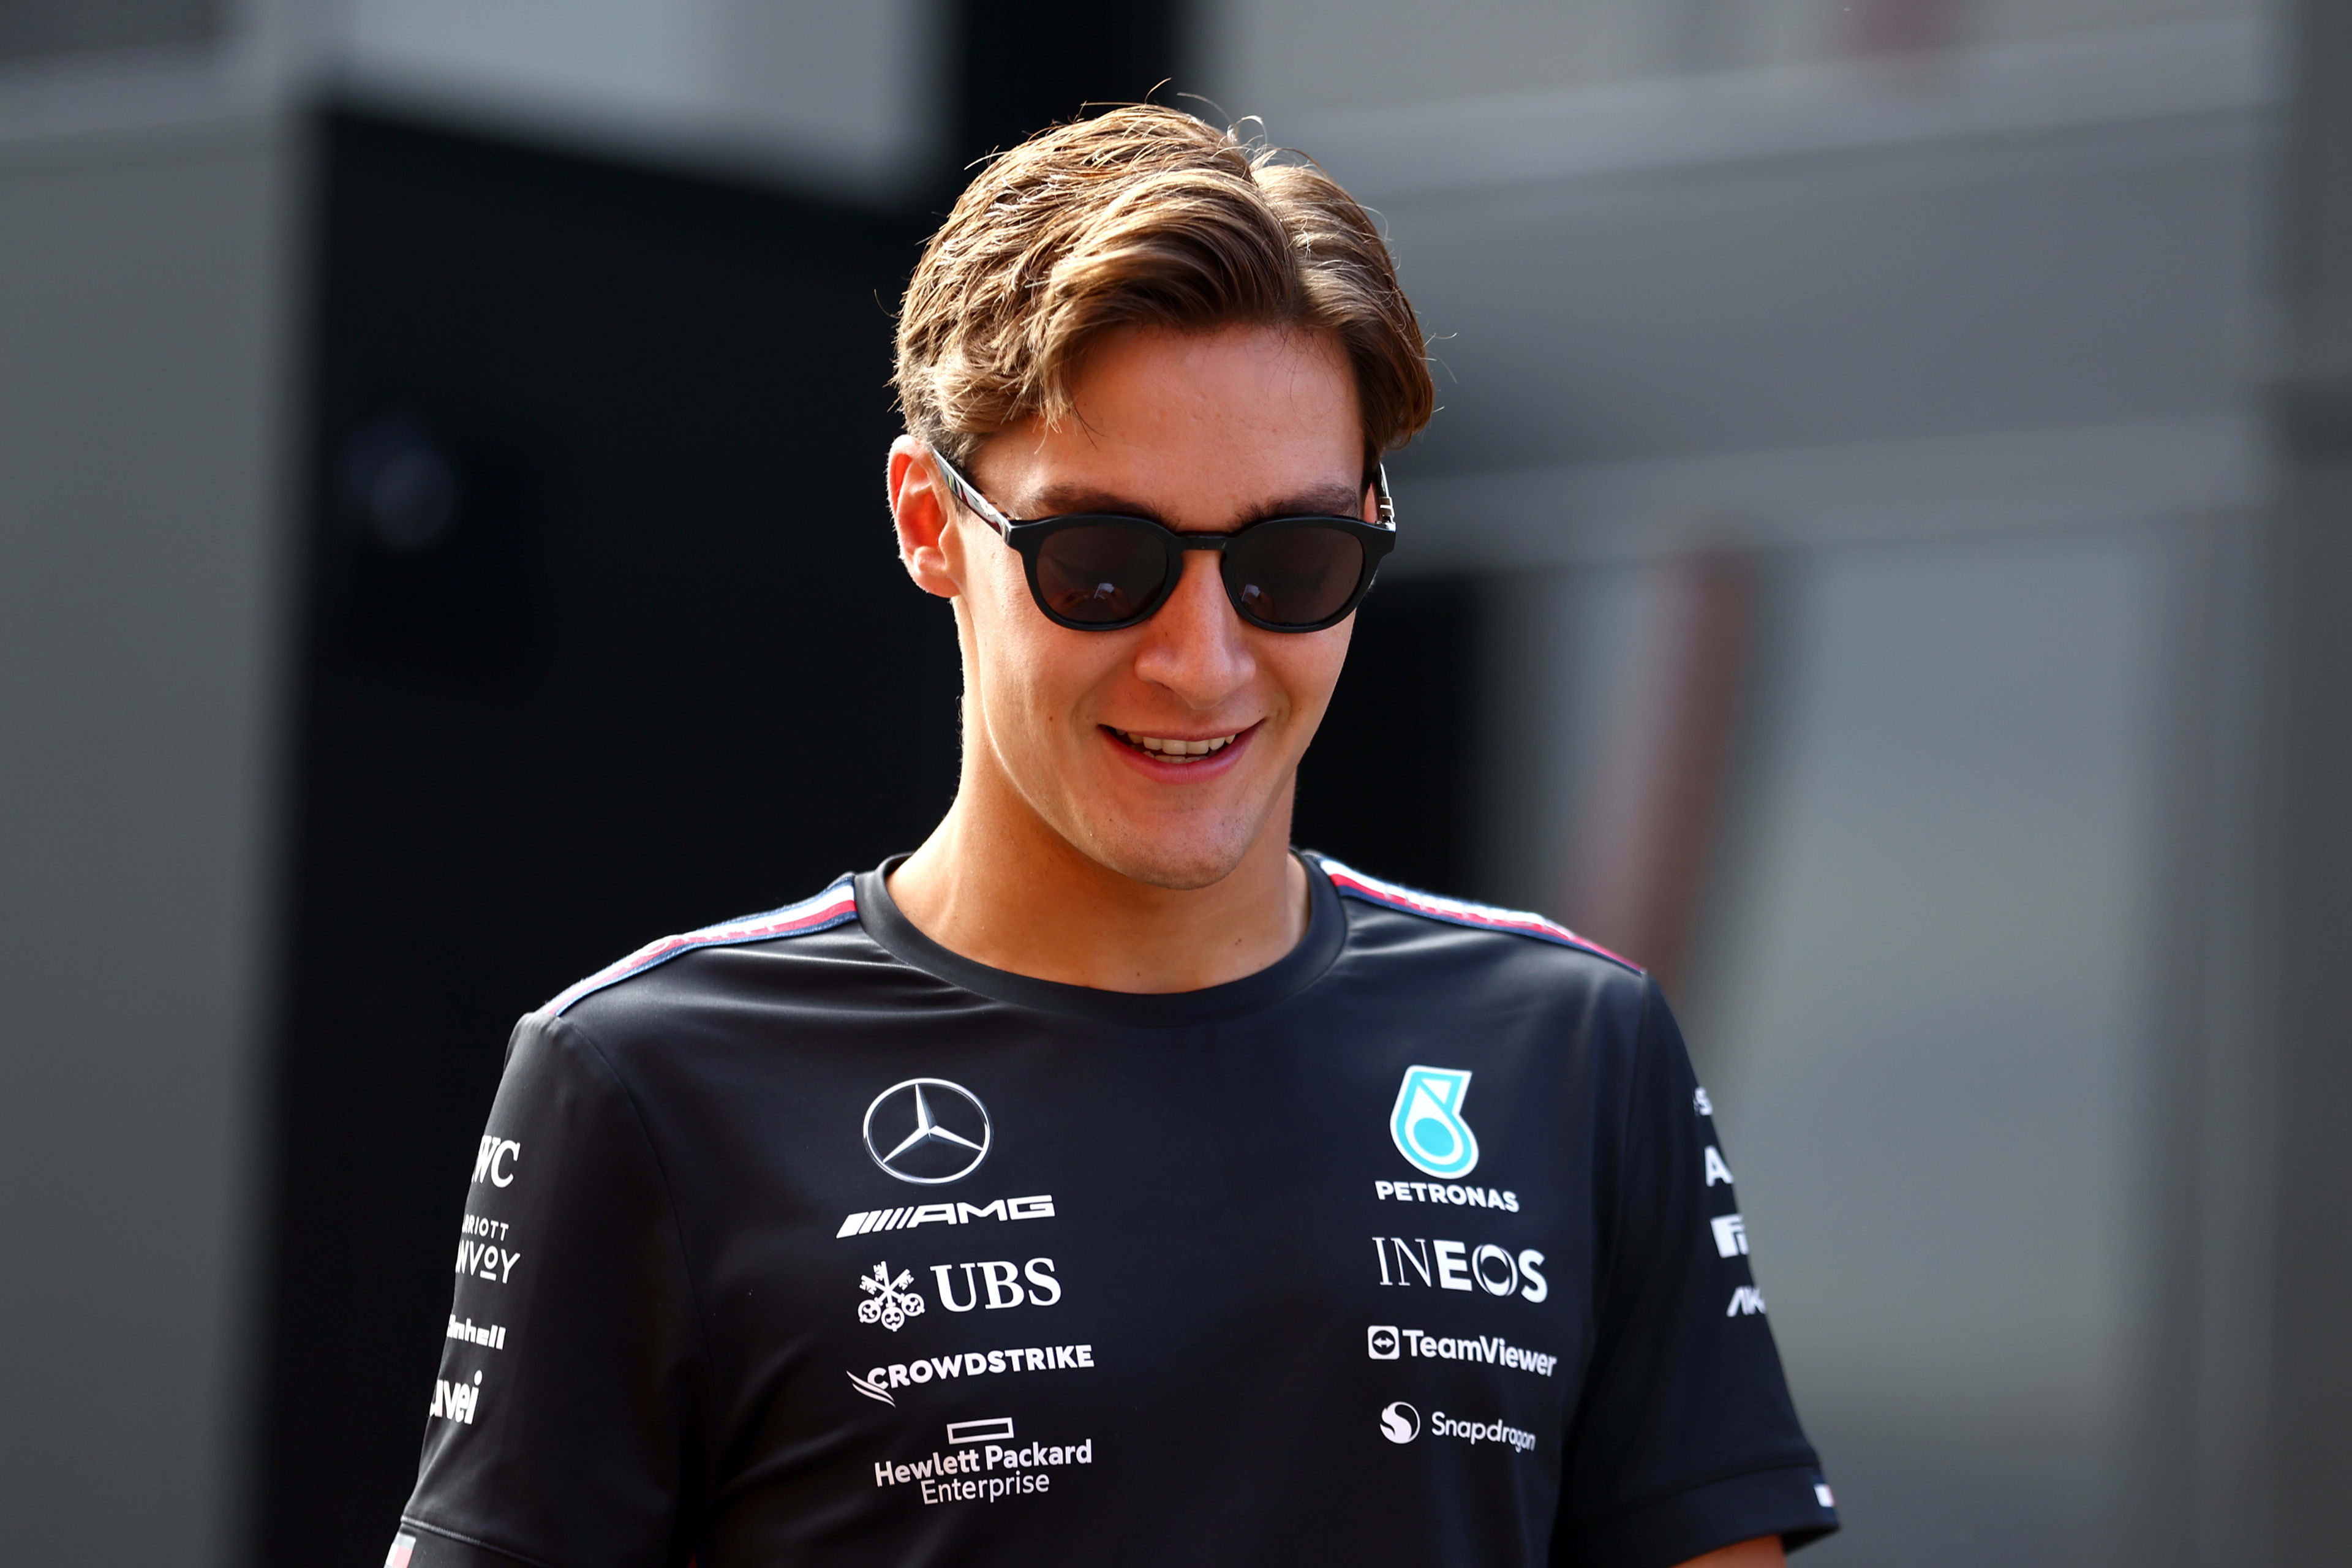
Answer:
[
  {"left": 1314, "top": 856, "right": 1640, "bottom": 971},
  {"left": 543, "top": 876, "right": 859, "bottom": 1015}
]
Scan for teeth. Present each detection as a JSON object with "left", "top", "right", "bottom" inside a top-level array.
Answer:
[{"left": 1117, "top": 729, "right": 1237, "bottom": 760}]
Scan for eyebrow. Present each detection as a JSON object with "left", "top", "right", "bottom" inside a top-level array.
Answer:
[{"left": 1020, "top": 482, "right": 1366, "bottom": 527}]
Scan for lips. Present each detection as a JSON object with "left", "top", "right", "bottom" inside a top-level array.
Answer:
[
  {"left": 1101, "top": 723, "right": 1259, "bottom": 777},
  {"left": 1109, "top": 728, "right": 1238, "bottom": 763}
]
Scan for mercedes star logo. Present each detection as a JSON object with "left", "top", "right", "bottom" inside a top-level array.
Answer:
[{"left": 863, "top": 1077, "right": 992, "bottom": 1185}]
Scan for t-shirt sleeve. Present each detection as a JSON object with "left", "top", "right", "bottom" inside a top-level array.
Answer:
[
  {"left": 390, "top": 1011, "right": 706, "bottom": 1568},
  {"left": 1551, "top": 978, "right": 1839, "bottom": 1568}
]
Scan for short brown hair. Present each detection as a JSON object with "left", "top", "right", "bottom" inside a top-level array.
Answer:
[{"left": 894, "top": 106, "right": 1434, "bottom": 468}]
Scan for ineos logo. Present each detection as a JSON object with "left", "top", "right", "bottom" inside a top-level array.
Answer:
[{"left": 864, "top": 1079, "right": 992, "bottom": 1185}]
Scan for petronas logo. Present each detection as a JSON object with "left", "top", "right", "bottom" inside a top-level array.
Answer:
[{"left": 1390, "top": 1066, "right": 1480, "bottom": 1179}]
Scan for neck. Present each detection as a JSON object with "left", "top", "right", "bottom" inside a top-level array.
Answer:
[{"left": 886, "top": 773, "right": 1311, "bottom": 994}]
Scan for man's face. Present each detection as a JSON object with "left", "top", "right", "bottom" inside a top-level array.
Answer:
[{"left": 908, "top": 323, "right": 1370, "bottom": 891}]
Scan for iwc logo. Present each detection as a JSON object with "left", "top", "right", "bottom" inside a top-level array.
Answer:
[
  {"left": 1379, "top": 1401, "right": 1420, "bottom": 1444},
  {"left": 1390, "top": 1066, "right": 1480, "bottom": 1179},
  {"left": 865, "top": 1078, "right": 992, "bottom": 1185}
]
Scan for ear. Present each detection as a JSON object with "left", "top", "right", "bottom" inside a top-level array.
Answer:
[{"left": 888, "top": 435, "right": 962, "bottom": 601}]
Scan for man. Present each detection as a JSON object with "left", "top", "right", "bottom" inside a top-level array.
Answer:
[{"left": 390, "top": 108, "right": 1835, "bottom": 1568}]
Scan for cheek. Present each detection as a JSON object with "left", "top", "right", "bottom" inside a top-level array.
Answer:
[
  {"left": 1269, "top": 623, "right": 1354, "bottom": 729},
  {"left": 970, "top": 572, "right": 1127, "bottom": 730}
]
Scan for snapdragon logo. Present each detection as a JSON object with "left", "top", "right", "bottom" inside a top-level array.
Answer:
[
  {"left": 1429, "top": 1411, "right": 1537, "bottom": 1453},
  {"left": 1379, "top": 1401, "right": 1420, "bottom": 1443}
]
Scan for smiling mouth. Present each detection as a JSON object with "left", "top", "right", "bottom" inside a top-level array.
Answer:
[{"left": 1107, "top": 726, "right": 1246, "bottom": 764}]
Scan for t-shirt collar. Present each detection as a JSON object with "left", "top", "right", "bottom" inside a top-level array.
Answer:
[{"left": 853, "top": 852, "right": 1346, "bottom": 1027}]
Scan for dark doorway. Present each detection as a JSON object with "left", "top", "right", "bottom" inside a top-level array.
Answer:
[{"left": 258, "top": 109, "right": 957, "bottom": 1565}]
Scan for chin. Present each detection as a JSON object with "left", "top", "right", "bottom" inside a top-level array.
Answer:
[{"left": 1077, "top": 815, "right": 1264, "bottom": 892}]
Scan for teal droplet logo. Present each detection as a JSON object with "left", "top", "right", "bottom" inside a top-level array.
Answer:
[{"left": 1390, "top": 1066, "right": 1480, "bottom": 1178}]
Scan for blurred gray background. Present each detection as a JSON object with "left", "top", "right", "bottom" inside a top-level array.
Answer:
[{"left": 4, "top": 0, "right": 2346, "bottom": 1564}]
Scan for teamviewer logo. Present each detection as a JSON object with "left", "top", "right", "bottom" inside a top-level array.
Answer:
[{"left": 1367, "top": 1325, "right": 1400, "bottom": 1360}]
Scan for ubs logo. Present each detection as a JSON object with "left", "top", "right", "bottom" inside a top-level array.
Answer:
[
  {"left": 864, "top": 1079, "right": 992, "bottom": 1185},
  {"left": 857, "top": 1261, "right": 927, "bottom": 1331}
]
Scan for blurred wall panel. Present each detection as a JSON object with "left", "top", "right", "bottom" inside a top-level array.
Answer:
[
  {"left": 1207, "top": 0, "right": 2260, "bottom": 108},
  {"left": 1704, "top": 527, "right": 2170, "bottom": 1566},
  {"left": 2256, "top": 0, "right": 2352, "bottom": 1556},
  {"left": 0, "top": 115, "right": 296, "bottom": 1567},
  {"left": 0, "top": 0, "right": 227, "bottom": 64},
  {"left": 344, "top": 0, "right": 947, "bottom": 197},
  {"left": 1327, "top": 10, "right": 2276, "bottom": 1562}
]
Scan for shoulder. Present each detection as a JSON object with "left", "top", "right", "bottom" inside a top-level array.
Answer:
[
  {"left": 1308, "top": 853, "right": 1644, "bottom": 978},
  {"left": 538, "top": 873, "right": 864, "bottom": 1022}
]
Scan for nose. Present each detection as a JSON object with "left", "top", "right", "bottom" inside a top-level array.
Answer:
[{"left": 1129, "top": 549, "right": 1254, "bottom": 707}]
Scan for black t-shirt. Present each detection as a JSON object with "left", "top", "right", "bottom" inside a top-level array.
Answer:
[{"left": 390, "top": 854, "right": 1836, "bottom": 1568}]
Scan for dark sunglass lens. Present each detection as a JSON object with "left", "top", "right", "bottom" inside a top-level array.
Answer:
[
  {"left": 1226, "top": 526, "right": 1365, "bottom": 627},
  {"left": 1034, "top": 522, "right": 1168, "bottom": 625}
]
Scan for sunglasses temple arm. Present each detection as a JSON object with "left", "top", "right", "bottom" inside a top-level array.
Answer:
[
  {"left": 928, "top": 449, "right": 1015, "bottom": 538},
  {"left": 1373, "top": 463, "right": 1397, "bottom": 530}
]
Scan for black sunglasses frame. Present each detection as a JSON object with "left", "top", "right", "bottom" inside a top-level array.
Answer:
[{"left": 929, "top": 450, "right": 1398, "bottom": 633}]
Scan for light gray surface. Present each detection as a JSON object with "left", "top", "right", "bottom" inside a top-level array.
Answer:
[
  {"left": 1206, "top": 0, "right": 2256, "bottom": 107},
  {"left": 1352, "top": 25, "right": 2270, "bottom": 1559},
  {"left": 0, "top": 117, "right": 292, "bottom": 1567},
  {"left": 2252, "top": 4, "right": 2352, "bottom": 1556},
  {"left": 0, "top": 0, "right": 226, "bottom": 66},
  {"left": 340, "top": 0, "right": 943, "bottom": 197},
  {"left": 1364, "top": 102, "right": 2263, "bottom": 473},
  {"left": 1477, "top": 527, "right": 2171, "bottom": 1565},
  {"left": 1711, "top": 529, "right": 2168, "bottom": 1564}
]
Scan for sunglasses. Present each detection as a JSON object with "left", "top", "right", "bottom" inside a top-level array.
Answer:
[{"left": 930, "top": 450, "right": 1398, "bottom": 633}]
